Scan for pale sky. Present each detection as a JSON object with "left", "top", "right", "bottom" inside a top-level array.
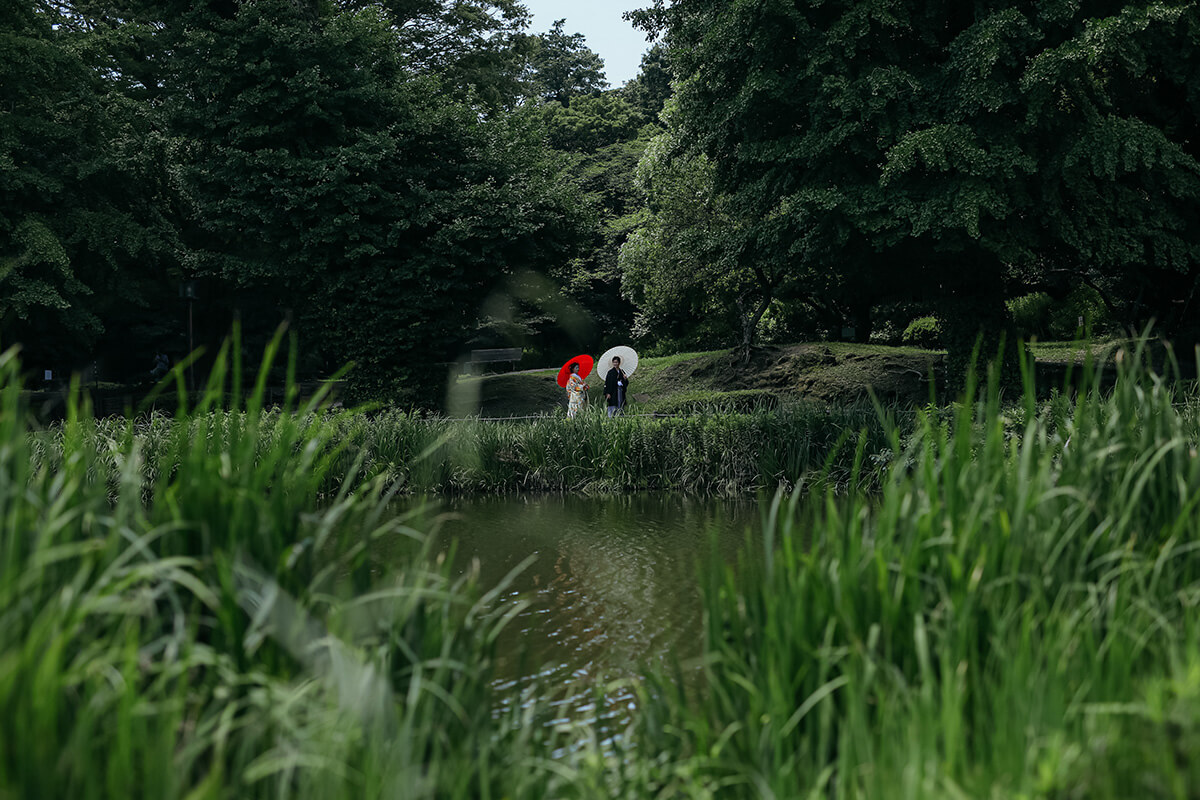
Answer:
[{"left": 521, "top": 1, "right": 654, "bottom": 87}]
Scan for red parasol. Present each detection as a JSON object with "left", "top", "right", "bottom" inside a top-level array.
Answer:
[{"left": 556, "top": 355, "right": 594, "bottom": 388}]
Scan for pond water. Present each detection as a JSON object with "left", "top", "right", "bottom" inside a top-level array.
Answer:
[{"left": 407, "top": 494, "right": 761, "bottom": 725}]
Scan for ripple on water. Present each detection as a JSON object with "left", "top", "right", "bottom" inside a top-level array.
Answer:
[{"left": 407, "top": 493, "right": 757, "bottom": 727}]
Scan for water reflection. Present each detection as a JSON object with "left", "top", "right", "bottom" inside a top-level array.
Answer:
[{"left": 405, "top": 494, "right": 758, "bottom": 723}]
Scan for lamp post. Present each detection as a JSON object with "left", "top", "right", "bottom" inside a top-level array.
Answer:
[{"left": 180, "top": 280, "right": 199, "bottom": 390}]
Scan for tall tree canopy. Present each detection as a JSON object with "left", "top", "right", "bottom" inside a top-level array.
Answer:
[
  {"left": 165, "top": 0, "right": 589, "bottom": 400},
  {"left": 541, "top": 47, "right": 671, "bottom": 355},
  {"left": 366, "top": 0, "right": 535, "bottom": 110},
  {"left": 527, "top": 18, "right": 608, "bottom": 106},
  {"left": 622, "top": 43, "right": 672, "bottom": 125},
  {"left": 628, "top": 0, "right": 1200, "bottom": 367},
  {"left": 6, "top": 0, "right": 593, "bottom": 402},
  {"left": 0, "top": 0, "right": 179, "bottom": 373}
]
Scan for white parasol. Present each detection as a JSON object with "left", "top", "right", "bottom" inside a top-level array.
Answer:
[{"left": 595, "top": 345, "right": 639, "bottom": 379}]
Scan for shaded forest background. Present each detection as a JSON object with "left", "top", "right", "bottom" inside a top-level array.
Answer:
[{"left": 4, "top": 0, "right": 1199, "bottom": 404}]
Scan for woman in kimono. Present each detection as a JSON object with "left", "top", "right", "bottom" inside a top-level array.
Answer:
[{"left": 565, "top": 362, "right": 589, "bottom": 418}]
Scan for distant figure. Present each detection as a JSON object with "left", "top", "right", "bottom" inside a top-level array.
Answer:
[
  {"left": 149, "top": 351, "right": 170, "bottom": 380},
  {"left": 565, "top": 362, "right": 588, "bottom": 418},
  {"left": 604, "top": 355, "right": 629, "bottom": 418}
]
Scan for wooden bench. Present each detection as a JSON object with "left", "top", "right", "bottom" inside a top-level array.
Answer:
[{"left": 469, "top": 347, "right": 522, "bottom": 374}]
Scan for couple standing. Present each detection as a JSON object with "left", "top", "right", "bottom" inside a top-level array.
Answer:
[{"left": 565, "top": 354, "right": 631, "bottom": 418}]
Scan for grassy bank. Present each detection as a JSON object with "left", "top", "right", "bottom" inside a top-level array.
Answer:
[
  {"left": 5, "top": 340, "right": 1200, "bottom": 798},
  {"left": 452, "top": 342, "right": 944, "bottom": 418},
  {"left": 26, "top": 339, "right": 1148, "bottom": 499},
  {"left": 32, "top": 401, "right": 894, "bottom": 498},
  {"left": 455, "top": 338, "right": 1135, "bottom": 418},
  {"left": 334, "top": 403, "right": 891, "bottom": 494}
]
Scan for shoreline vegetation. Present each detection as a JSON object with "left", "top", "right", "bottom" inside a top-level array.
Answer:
[
  {"left": 4, "top": 338, "right": 1200, "bottom": 797},
  {"left": 26, "top": 337, "right": 1157, "bottom": 498},
  {"left": 31, "top": 403, "right": 893, "bottom": 497}
]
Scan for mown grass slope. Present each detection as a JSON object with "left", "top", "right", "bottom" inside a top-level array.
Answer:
[{"left": 457, "top": 339, "right": 1134, "bottom": 418}]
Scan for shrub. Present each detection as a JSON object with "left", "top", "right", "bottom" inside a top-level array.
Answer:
[
  {"left": 902, "top": 315, "right": 942, "bottom": 348},
  {"left": 1049, "top": 283, "right": 1111, "bottom": 339},
  {"left": 867, "top": 318, "right": 903, "bottom": 345},
  {"left": 1007, "top": 291, "right": 1054, "bottom": 339}
]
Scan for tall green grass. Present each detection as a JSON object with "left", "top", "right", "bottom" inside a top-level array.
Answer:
[
  {"left": 339, "top": 403, "right": 891, "bottom": 495},
  {"left": 32, "top": 402, "right": 893, "bottom": 498},
  {"left": 610, "top": 341, "right": 1200, "bottom": 798},
  {"left": 6, "top": 336, "right": 1200, "bottom": 799},
  {"left": 0, "top": 340, "right": 564, "bottom": 800}
]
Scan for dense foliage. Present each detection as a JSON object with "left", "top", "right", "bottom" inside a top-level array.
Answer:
[
  {"left": 624, "top": 0, "right": 1200, "bottom": 368},
  {"left": 628, "top": 341, "right": 1200, "bottom": 797},
  {"left": 0, "top": 0, "right": 179, "bottom": 371},
  {"left": 2, "top": 0, "right": 619, "bottom": 401},
  {"left": 168, "top": 1, "right": 593, "bottom": 401},
  {"left": 8, "top": 0, "right": 1200, "bottom": 400},
  {"left": 533, "top": 45, "right": 672, "bottom": 364},
  {"left": 0, "top": 344, "right": 556, "bottom": 799}
]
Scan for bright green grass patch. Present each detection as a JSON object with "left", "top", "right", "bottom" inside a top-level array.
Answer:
[
  {"left": 636, "top": 387, "right": 781, "bottom": 415},
  {"left": 456, "top": 339, "right": 1147, "bottom": 419},
  {"left": 636, "top": 348, "right": 729, "bottom": 373},
  {"left": 1027, "top": 337, "right": 1125, "bottom": 363}
]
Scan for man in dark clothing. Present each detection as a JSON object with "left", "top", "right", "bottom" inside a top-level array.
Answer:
[
  {"left": 604, "top": 355, "right": 629, "bottom": 417},
  {"left": 149, "top": 351, "right": 170, "bottom": 380}
]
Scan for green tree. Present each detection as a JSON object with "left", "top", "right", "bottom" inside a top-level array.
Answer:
[
  {"left": 161, "top": 0, "right": 588, "bottom": 401},
  {"left": 620, "top": 125, "right": 782, "bottom": 357},
  {"left": 537, "top": 51, "right": 671, "bottom": 353},
  {"left": 0, "top": 0, "right": 179, "bottom": 375},
  {"left": 553, "top": 125, "right": 657, "bottom": 351},
  {"left": 528, "top": 19, "right": 608, "bottom": 106},
  {"left": 1012, "top": 4, "right": 1200, "bottom": 338},
  {"left": 542, "top": 92, "right": 643, "bottom": 153},
  {"left": 621, "top": 43, "right": 673, "bottom": 125},
  {"left": 373, "top": 0, "right": 535, "bottom": 110},
  {"left": 631, "top": 0, "right": 1200, "bottom": 376}
]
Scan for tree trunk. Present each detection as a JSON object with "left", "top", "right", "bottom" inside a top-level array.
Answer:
[{"left": 736, "top": 294, "right": 771, "bottom": 363}]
